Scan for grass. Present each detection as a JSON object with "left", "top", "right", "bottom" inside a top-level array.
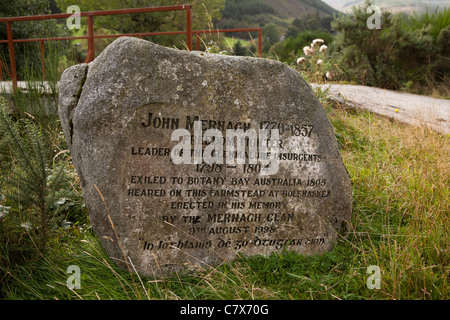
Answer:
[
  {"left": 222, "top": 36, "right": 253, "bottom": 48},
  {"left": 1, "top": 96, "right": 448, "bottom": 300},
  {"left": 329, "top": 103, "right": 449, "bottom": 299},
  {"left": 0, "top": 27, "right": 447, "bottom": 299}
]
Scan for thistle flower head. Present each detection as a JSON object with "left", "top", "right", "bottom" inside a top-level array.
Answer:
[
  {"left": 297, "top": 57, "right": 306, "bottom": 64},
  {"left": 303, "top": 46, "right": 314, "bottom": 56},
  {"left": 311, "top": 39, "right": 324, "bottom": 47},
  {"left": 319, "top": 45, "right": 328, "bottom": 53}
]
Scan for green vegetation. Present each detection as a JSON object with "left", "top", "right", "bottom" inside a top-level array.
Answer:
[
  {"left": 209, "top": 1, "right": 450, "bottom": 97},
  {"left": 219, "top": 0, "right": 275, "bottom": 32},
  {"left": 2, "top": 0, "right": 449, "bottom": 95},
  {"left": 325, "top": 0, "right": 450, "bottom": 13},
  {"left": 216, "top": 0, "right": 338, "bottom": 47},
  {"left": 218, "top": 0, "right": 337, "bottom": 31},
  {"left": 325, "top": 2, "right": 450, "bottom": 96},
  {"left": 270, "top": 30, "right": 333, "bottom": 64},
  {"left": 55, "top": 0, "right": 225, "bottom": 51},
  {"left": 1, "top": 91, "right": 448, "bottom": 300},
  {"left": 0, "top": 0, "right": 448, "bottom": 301},
  {"left": 0, "top": 0, "right": 68, "bottom": 80},
  {"left": 0, "top": 98, "right": 75, "bottom": 258}
]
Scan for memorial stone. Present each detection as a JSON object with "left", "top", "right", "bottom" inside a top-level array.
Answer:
[{"left": 58, "top": 37, "right": 352, "bottom": 277}]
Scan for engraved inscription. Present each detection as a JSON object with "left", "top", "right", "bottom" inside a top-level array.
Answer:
[{"left": 128, "top": 113, "right": 330, "bottom": 253}]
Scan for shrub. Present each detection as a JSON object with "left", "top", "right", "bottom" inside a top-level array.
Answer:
[
  {"left": 329, "top": 1, "right": 450, "bottom": 94},
  {"left": 0, "top": 98, "right": 82, "bottom": 266}
]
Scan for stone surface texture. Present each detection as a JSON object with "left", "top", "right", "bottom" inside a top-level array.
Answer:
[{"left": 58, "top": 37, "right": 352, "bottom": 277}]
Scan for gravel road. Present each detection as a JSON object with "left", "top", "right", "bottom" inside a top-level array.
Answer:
[{"left": 313, "top": 83, "right": 450, "bottom": 135}]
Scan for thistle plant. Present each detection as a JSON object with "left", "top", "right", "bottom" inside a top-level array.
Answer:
[{"left": 296, "top": 38, "right": 331, "bottom": 83}]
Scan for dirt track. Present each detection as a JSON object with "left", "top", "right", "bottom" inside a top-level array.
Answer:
[{"left": 313, "top": 83, "right": 450, "bottom": 135}]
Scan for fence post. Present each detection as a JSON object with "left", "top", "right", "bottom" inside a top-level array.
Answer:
[
  {"left": 258, "top": 28, "right": 262, "bottom": 58},
  {"left": 6, "top": 21, "right": 17, "bottom": 93},
  {"left": 85, "top": 15, "right": 95, "bottom": 63},
  {"left": 186, "top": 5, "right": 192, "bottom": 51}
]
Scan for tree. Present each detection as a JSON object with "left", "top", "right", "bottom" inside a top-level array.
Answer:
[
  {"left": 0, "top": 0, "right": 67, "bottom": 80},
  {"left": 285, "top": 24, "right": 301, "bottom": 39},
  {"left": 0, "top": 98, "right": 73, "bottom": 258},
  {"left": 284, "top": 13, "right": 334, "bottom": 40},
  {"left": 330, "top": 0, "right": 440, "bottom": 91},
  {"left": 262, "top": 23, "right": 280, "bottom": 52},
  {"left": 305, "top": 11, "right": 321, "bottom": 31},
  {"left": 232, "top": 40, "right": 246, "bottom": 56}
]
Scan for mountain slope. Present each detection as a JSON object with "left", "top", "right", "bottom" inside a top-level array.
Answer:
[
  {"left": 216, "top": 0, "right": 340, "bottom": 30},
  {"left": 322, "top": 0, "right": 450, "bottom": 13},
  {"left": 260, "top": 0, "right": 338, "bottom": 18}
]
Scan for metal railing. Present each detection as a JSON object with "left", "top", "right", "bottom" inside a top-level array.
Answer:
[{"left": 0, "top": 5, "right": 262, "bottom": 93}]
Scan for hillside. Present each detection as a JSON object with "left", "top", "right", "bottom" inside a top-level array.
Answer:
[
  {"left": 216, "top": 0, "right": 339, "bottom": 31},
  {"left": 260, "top": 0, "right": 338, "bottom": 18},
  {"left": 322, "top": 0, "right": 450, "bottom": 13}
]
